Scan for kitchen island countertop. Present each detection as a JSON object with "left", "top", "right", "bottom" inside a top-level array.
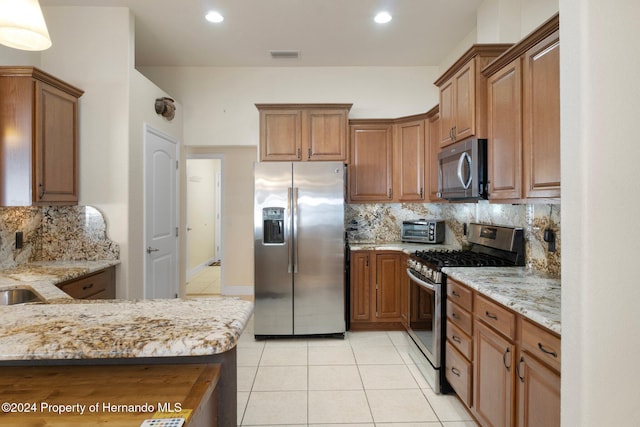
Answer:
[{"left": 0, "top": 297, "right": 253, "bottom": 360}]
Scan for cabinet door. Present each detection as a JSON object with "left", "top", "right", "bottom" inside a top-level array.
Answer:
[
  {"left": 375, "top": 253, "right": 402, "bottom": 319},
  {"left": 395, "top": 120, "right": 425, "bottom": 201},
  {"left": 488, "top": 58, "right": 523, "bottom": 200},
  {"left": 523, "top": 31, "right": 560, "bottom": 199},
  {"left": 35, "top": 81, "right": 79, "bottom": 204},
  {"left": 349, "top": 125, "right": 393, "bottom": 202},
  {"left": 303, "top": 109, "right": 348, "bottom": 161},
  {"left": 427, "top": 112, "right": 441, "bottom": 201},
  {"left": 260, "top": 109, "right": 302, "bottom": 161},
  {"left": 474, "top": 321, "right": 515, "bottom": 427},
  {"left": 439, "top": 78, "right": 455, "bottom": 147},
  {"left": 517, "top": 352, "right": 560, "bottom": 427},
  {"left": 453, "top": 60, "right": 476, "bottom": 141},
  {"left": 350, "top": 251, "right": 371, "bottom": 322}
]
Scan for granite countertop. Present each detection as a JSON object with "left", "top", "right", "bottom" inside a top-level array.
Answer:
[
  {"left": 0, "top": 260, "right": 254, "bottom": 361},
  {"left": 0, "top": 297, "right": 253, "bottom": 361},
  {"left": 442, "top": 267, "right": 561, "bottom": 335},
  {"left": 0, "top": 260, "right": 122, "bottom": 301},
  {"left": 349, "top": 240, "right": 460, "bottom": 254}
]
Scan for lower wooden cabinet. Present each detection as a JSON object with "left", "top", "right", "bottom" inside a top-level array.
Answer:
[
  {"left": 56, "top": 266, "right": 116, "bottom": 299},
  {"left": 349, "top": 250, "right": 404, "bottom": 330},
  {"left": 444, "top": 278, "right": 561, "bottom": 427},
  {"left": 516, "top": 350, "right": 560, "bottom": 427},
  {"left": 473, "top": 320, "right": 516, "bottom": 427}
]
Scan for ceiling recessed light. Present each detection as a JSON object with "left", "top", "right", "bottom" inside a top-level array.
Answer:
[
  {"left": 374, "top": 11, "right": 392, "bottom": 24},
  {"left": 205, "top": 11, "right": 224, "bottom": 23}
]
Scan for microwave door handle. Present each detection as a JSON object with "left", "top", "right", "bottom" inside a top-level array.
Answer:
[{"left": 457, "top": 152, "right": 473, "bottom": 190}]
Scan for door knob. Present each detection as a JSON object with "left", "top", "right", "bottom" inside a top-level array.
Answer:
[{"left": 147, "top": 246, "right": 159, "bottom": 254}]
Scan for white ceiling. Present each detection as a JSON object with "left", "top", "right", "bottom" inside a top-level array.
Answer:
[{"left": 40, "top": 0, "right": 483, "bottom": 67}]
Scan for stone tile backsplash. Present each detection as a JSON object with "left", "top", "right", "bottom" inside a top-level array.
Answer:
[
  {"left": 0, "top": 206, "right": 119, "bottom": 269},
  {"left": 346, "top": 201, "right": 561, "bottom": 278}
]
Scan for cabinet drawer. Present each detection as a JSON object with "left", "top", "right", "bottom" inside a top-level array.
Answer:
[
  {"left": 474, "top": 294, "right": 516, "bottom": 340},
  {"left": 447, "top": 300, "right": 472, "bottom": 336},
  {"left": 445, "top": 341, "right": 472, "bottom": 408},
  {"left": 57, "top": 268, "right": 115, "bottom": 300},
  {"left": 521, "top": 319, "right": 561, "bottom": 372},
  {"left": 447, "top": 279, "right": 472, "bottom": 311},
  {"left": 447, "top": 320, "right": 473, "bottom": 360}
]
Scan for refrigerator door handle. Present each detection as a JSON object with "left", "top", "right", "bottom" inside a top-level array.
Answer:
[
  {"left": 287, "top": 187, "right": 294, "bottom": 273},
  {"left": 292, "top": 187, "right": 299, "bottom": 273}
]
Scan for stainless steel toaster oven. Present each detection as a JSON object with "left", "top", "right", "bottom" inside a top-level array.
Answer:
[{"left": 401, "top": 220, "right": 445, "bottom": 244}]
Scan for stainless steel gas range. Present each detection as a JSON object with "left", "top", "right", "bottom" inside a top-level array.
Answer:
[{"left": 405, "top": 222, "right": 525, "bottom": 393}]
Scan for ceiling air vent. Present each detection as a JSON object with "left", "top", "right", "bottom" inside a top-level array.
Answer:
[{"left": 270, "top": 50, "right": 300, "bottom": 60}]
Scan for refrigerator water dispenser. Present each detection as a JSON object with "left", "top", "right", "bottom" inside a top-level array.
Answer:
[{"left": 262, "top": 207, "right": 285, "bottom": 244}]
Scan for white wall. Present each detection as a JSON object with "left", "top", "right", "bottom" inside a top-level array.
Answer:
[
  {"left": 561, "top": 0, "right": 640, "bottom": 425},
  {"left": 0, "top": 46, "right": 40, "bottom": 66},
  {"left": 139, "top": 66, "right": 441, "bottom": 147},
  {"left": 36, "top": 7, "right": 183, "bottom": 299},
  {"left": 521, "top": 0, "right": 559, "bottom": 36}
]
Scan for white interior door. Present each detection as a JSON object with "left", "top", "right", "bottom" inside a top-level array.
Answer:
[{"left": 144, "top": 125, "right": 178, "bottom": 299}]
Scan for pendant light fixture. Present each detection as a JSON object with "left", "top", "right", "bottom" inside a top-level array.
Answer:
[{"left": 0, "top": 0, "right": 52, "bottom": 51}]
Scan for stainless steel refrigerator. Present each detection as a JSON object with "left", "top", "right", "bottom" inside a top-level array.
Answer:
[{"left": 254, "top": 161, "right": 345, "bottom": 338}]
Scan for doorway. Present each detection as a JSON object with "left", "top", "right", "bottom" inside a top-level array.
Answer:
[{"left": 186, "top": 156, "right": 223, "bottom": 296}]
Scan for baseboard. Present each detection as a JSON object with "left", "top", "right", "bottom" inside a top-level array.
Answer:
[
  {"left": 221, "top": 285, "right": 253, "bottom": 296},
  {"left": 186, "top": 257, "right": 217, "bottom": 281}
]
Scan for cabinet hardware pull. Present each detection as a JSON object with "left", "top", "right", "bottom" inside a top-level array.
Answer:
[
  {"left": 307, "top": 148, "right": 311, "bottom": 159},
  {"left": 538, "top": 342, "right": 558, "bottom": 358},
  {"left": 39, "top": 183, "right": 44, "bottom": 198},
  {"left": 452, "top": 125, "right": 457, "bottom": 140},
  {"left": 451, "top": 367, "right": 461, "bottom": 377},
  {"left": 451, "top": 290, "right": 460, "bottom": 298},
  {"left": 82, "top": 283, "right": 94, "bottom": 290},
  {"left": 503, "top": 347, "right": 511, "bottom": 371},
  {"left": 451, "top": 312, "right": 459, "bottom": 319},
  {"left": 297, "top": 147, "right": 301, "bottom": 159},
  {"left": 365, "top": 256, "right": 369, "bottom": 268},
  {"left": 420, "top": 187, "right": 423, "bottom": 198},
  {"left": 452, "top": 335, "right": 462, "bottom": 344},
  {"left": 516, "top": 356, "right": 525, "bottom": 383},
  {"left": 485, "top": 311, "right": 498, "bottom": 320}
]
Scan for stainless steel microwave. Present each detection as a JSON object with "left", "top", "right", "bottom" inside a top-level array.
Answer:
[{"left": 437, "top": 138, "right": 487, "bottom": 201}]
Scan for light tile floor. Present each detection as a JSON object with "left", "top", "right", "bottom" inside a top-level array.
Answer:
[
  {"left": 186, "top": 265, "right": 221, "bottom": 296},
  {"left": 236, "top": 316, "right": 478, "bottom": 427}
]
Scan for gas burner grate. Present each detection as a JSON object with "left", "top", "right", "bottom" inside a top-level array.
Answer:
[{"left": 413, "top": 250, "right": 514, "bottom": 268}]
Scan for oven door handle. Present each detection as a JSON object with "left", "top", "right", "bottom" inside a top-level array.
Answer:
[{"left": 407, "top": 268, "right": 436, "bottom": 291}]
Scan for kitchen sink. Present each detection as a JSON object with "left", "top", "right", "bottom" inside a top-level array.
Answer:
[{"left": 0, "top": 288, "right": 45, "bottom": 305}]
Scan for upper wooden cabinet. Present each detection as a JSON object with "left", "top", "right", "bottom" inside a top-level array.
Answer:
[
  {"left": 394, "top": 115, "right": 426, "bottom": 202},
  {"left": 256, "top": 103, "right": 351, "bottom": 162},
  {"left": 0, "top": 67, "right": 83, "bottom": 206},
  {"left": 483, "top": 14, "right": 560, "bottom": 202},
  {"left": 348, "top": 120, "right": 394, "bottom": 202},
  {"left": 435, "top": 44, "right": 512, "bottom": 147},
  {"left": 426, "top": 106, "right": 442, "bottom": 202}
]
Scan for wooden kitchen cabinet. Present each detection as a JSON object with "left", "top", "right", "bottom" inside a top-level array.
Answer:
[
  {"left": 483, "top": 14, "right": 560, "bottom": 202},
  {"left": 474, "top": 320, "right": 516, "bottom": 427},
  {"left": 516, "top": 349, "right": 560, "bottom": 427},
  {"left": 56, "top": 266, "right": 116, "bottom": 299},
  {"left": 0, "top": 67, "right": 83, "bottom": 206},
  {"left": 522, "top": 29, "right": 560, "bottom": 199},
  {"left": 256, "top": 104, "right": 351, "bottom": 162},
  {"left": 350, "top": 251, "right": 372, "bottom": 321},
  {"left": 445, "top": 278, "right": 474, "bottom": 408},
  {"left": 426, "top": 106, "right": 442, "bottom": 201},
  {"left": 348, "top": 120, "right": 394, "bottom": 202},
  {"left": 394, "top": 115, "right": 426, "bottom": 202},
  {"left": 487, "top": 57, "right": 523, "bottom": 200},
  {"left": 349, "top": 250, "right": 403, "bottom": 330},
  {"left": 434, "top": 44, "right": 512, "bottom": 147}
]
